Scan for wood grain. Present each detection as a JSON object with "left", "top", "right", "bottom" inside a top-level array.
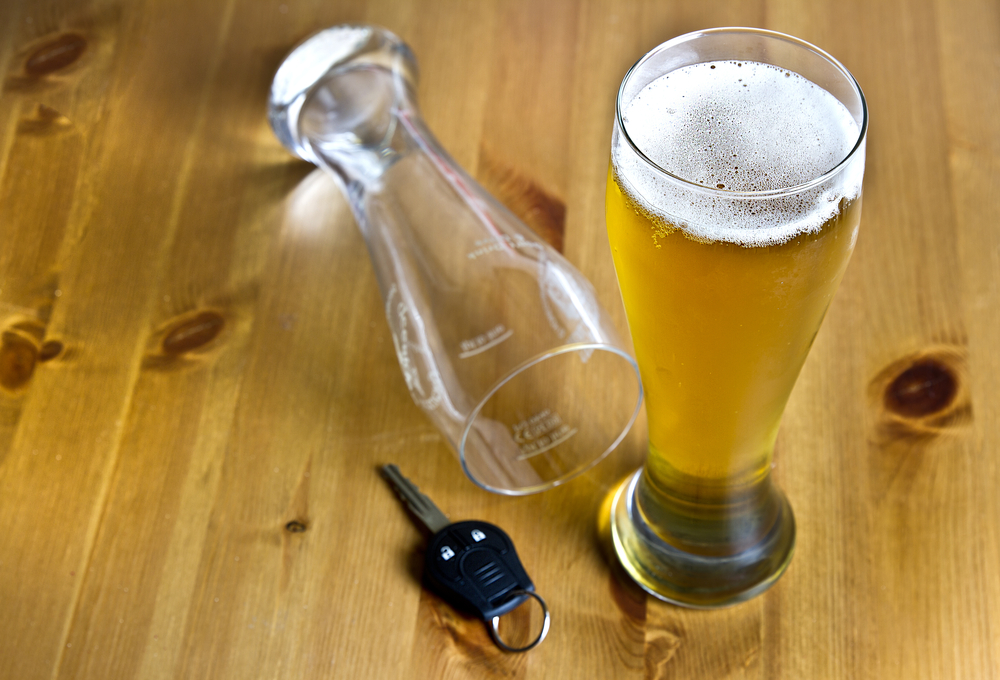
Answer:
[{"left": 1, "top": 0, "right": 998, "bottom": 678}]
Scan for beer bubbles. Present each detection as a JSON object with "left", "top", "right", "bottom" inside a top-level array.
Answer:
[{"left": 615, "top": 61, "right": 864, "bottom": 247}]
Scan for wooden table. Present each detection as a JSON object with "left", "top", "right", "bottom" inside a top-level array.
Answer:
[{"left": 2, "top": 0, "right": 998, "bottom": 678}]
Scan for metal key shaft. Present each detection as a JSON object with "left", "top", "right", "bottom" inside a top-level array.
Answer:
[{"left": 382, "top": 464, "right": 450, "bottom": 534}]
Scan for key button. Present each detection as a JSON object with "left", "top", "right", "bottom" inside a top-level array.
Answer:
[
  {"left": 467, "top": 525, "right": 510, "bottom": 555},
  {"left": 447, "top": 521, "right": 512, "bottom": 555},
  {"left": 429, "top": 533, "right": 463, "bottom": 582}
]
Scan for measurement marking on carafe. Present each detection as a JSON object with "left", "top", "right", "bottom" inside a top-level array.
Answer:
[
  {"left": 516, "top": 426, "right": 577, "bottom": 459},
  {"left": 512, "top": 410, "right": 578, "bottom": 460},
  {"left": 466, "top": 235, "right": 541, "bottom": 261},
  {"left": 459, "top": 325, "right": 513, "bottom": 358},
  {"left": 386, "top": 284, "right": 445, "bottom": 410}
]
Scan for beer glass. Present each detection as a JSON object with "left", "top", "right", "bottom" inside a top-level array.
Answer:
[
  {"left": 268, "top": 25, "right": 643, "bottom": 494},
  {"left": 606, "top": 28, "right": 867, "bottom": 606}
]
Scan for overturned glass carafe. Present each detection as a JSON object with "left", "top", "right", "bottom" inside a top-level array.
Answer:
[{"left": 268, "top": 25, "right": 641, "bottom": 494}]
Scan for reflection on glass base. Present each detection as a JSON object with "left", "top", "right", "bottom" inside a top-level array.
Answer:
[{"left": 609, "top": 468, "right": 796, "bottom": 608}]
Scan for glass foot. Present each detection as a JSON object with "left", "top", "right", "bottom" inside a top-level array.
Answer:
[{"left": 609, "top": 469, "right": 796, "bottom": 608}]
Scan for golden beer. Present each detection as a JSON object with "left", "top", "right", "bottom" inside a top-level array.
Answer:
[
  {"left": 607, "top": 170, "right": 860, "bottom": 552},
  {"left": 606, "top": 30, "right": 867, "bottom": 606}
]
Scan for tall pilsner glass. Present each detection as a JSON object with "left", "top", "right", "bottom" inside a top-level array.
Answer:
[{"left": 606, "top": 28, "right": 867, "bottom": 607}]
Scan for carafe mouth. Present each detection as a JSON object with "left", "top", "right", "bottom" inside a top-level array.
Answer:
[
  {"left": 268, "top": 25, "right": 419, "bottom": 163},
  {"left": 459, "top": 343, "right": 642, "bottom": 495}
]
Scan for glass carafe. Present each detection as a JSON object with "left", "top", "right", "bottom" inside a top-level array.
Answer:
[{"left": 269, "top": 25, "right": 642, "bottom": 494}]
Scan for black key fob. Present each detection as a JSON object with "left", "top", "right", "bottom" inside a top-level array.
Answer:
[
  {"left": 381, "top": 465, "right": 550, "bottom": 652},
  {"left": 425, "top": 520, "right": 533, "bottom": 619}
]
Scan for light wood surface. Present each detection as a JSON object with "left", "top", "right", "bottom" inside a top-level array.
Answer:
[{"left": 1, "top": 1, "right": 998, "bottom": 678}]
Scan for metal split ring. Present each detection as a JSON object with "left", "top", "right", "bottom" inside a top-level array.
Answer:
[{"left": 488, "top": 589, "right": 550, "bottom": 653}]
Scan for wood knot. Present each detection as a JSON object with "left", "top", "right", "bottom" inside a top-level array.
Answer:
[
  {"left": 421, "top": 592, "right": 502, "bottom": 666},
  {"left": 871, "top": 346, "right": 970, "bottom": 438},
  {"left": 885, "top": 360, "right": 957, "bottom": 417},
  {"left": 478, "top": 146, "right": 566, "bottom": 253},
  {"left": 161, "top": 311, "right": 225, "bottom": 355},
  {"left": 0, "top": 332, "right": 38, "bottom": 391},
  {"left": 285, "top": 520, "right": 308, "bottom": 533},
  {"left": 39, "top": 340, "right": 64, "bottom": 362},
  {"left": 25, "top": 33, "right": 87, "bottom": 76},
  {"left": 644, "top": 628, "right": 683, "bottom": 677}
]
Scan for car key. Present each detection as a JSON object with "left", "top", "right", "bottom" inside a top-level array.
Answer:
[{"left": 381, "top": 464, "right": 550, "bottom": 652}]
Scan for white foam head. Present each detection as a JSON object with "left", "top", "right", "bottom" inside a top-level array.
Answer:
[{"left": 613, "top": 60, "right": 865, "bottom": 246}]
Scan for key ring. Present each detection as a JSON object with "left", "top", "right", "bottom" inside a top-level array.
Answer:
[{"left": 488, "top": 589, "right": 551, "bottom": 653}]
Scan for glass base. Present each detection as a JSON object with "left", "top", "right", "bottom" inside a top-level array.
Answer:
[{"left": 609, "top": 468, "right": 796, "bottom": 608}]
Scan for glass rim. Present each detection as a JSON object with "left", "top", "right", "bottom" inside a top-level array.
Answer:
[{"left": 615, "top": 26, "right": 869, "bottom": 199}]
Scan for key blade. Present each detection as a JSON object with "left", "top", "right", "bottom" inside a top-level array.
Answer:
[{"left": 381, "top": 464, "right": 451, "bottom": 534}]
